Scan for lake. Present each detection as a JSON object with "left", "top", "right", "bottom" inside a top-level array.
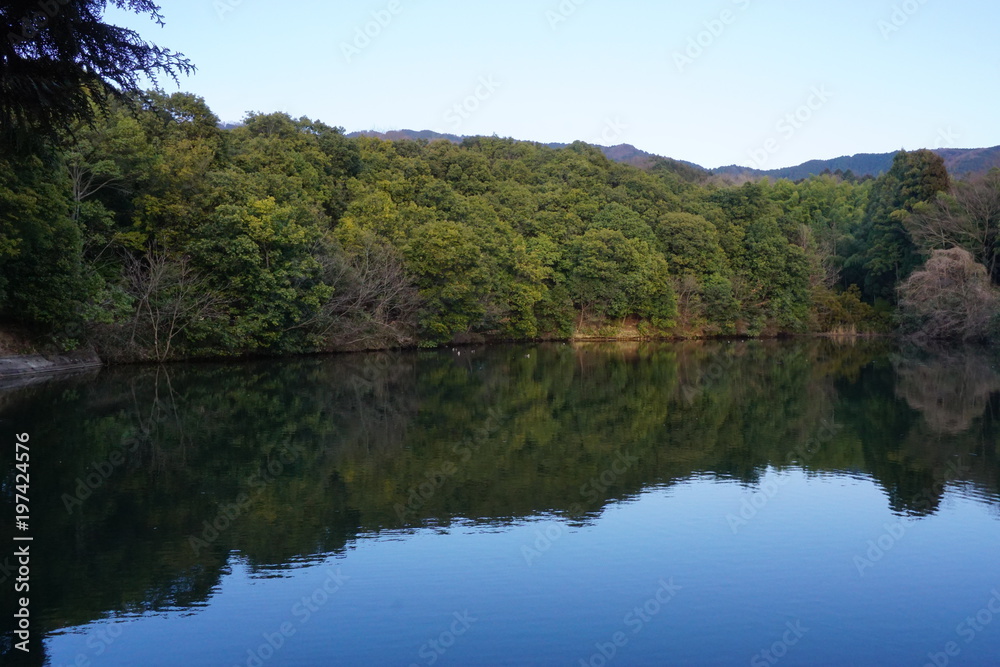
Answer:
[{"left": 2, "top": 340, "right": 999, "bottom": 666}]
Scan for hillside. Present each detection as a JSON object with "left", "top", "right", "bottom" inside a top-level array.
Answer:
[
  {"left": 347, "top": 129, "right": 712, "bottom": 182},
  {"left": 348, "top": 128, "right": 466, "bottom": 144},
  {"left": 347, "top": 128, "right": 1000, "bottom": 181}
]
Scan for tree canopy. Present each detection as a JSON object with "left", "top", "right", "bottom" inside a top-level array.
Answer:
[
  {"left": 0, "top": 0, "right": 192, "bottom": 145},
  {"left": 0, "top": 88, "right": 994, "bottom": 356}
]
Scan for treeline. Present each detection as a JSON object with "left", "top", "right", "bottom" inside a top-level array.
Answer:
[{"left": 1, "top": 92, "right": 998, "bottom": 360}]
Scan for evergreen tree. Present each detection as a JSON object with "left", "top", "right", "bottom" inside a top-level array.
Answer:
[
  {"left": 0, "top": 0, "right": 192, "bottom": 146},
  {"left": 851, "top": 150, "right": 950, "bottom": 301}
]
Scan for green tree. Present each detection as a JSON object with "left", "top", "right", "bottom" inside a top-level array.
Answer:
[
  {"left": 566, "top": 228, "right": 676, "bottom": 327},
  {"left": 852, "top": 150, "right": 950, "bottom": 301},
  {"left": 1, "top": 0, "right": 193, "bottom": 145},
  {"left": 189, "top": 197, "right": 332, "bottom": 353},
  {"left": 403, "top": 219, "right": 489, "bottom": 344},
  {"left": 653, "top": 211, "right": 727, "bottom": 278},
  {"left": 589, "top": 202, "right": 657, "bottom": 244},
  {"left": 0, "top": 150, "right": 90, "bottom": 336}
]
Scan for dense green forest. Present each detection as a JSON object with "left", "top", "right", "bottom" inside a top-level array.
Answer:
[{"left": 2, "top": 92, "right": 999, "bottom": 361}]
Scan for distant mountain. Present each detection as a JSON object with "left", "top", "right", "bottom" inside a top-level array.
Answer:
[
  {"left": 713, "top": 147, "right": 1000, "bottom": 181},
  {"left": 934, "top": 147, "right": 1000, "bottom": 177},
  {"left": 546, "top": 141, "right": 661, "bottom": 169},
  {"left": 713, "top": 153, "right": 897, "bottom": 181},
  {"left": 346, "top": 129, "right": 1000, "bottom": 181},
  {"left": 547, "top": 141, "right": 711, "bottom": 182}
]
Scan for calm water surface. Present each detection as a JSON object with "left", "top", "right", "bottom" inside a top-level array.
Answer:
[{"left": 1, "top": 340, "right": 999, "bottom": 666}]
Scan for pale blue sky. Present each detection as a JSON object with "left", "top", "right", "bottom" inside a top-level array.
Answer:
[{"left": 107, "top": 0, "right": 999, "bottom": 169}]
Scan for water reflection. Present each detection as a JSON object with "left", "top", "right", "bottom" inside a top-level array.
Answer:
[
  {"left": 895, "top": 346, "right": 1000, "bottom": 434},
  {"left": 0, "top": 339, "right": 998, "bottom": 664}
]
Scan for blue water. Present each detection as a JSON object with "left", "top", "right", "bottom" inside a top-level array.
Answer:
[{"left": 2, "top": 341, "right": 999, "bottom": 665}]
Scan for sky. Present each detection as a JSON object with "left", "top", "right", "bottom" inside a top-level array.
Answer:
[{"left": 105, "top": 0, "right": 1000, "bottom": 170}]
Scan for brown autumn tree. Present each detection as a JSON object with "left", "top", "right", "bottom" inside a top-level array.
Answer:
[{"left": 897, "top": 247, "right": 999, "bottom": 341}]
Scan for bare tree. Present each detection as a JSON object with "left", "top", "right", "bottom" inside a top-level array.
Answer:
[
  {"left": 312, "top": 240, "right": 422, "bottom": 350},
  {"left": 898, "top": 247, "right": 999, "bottom": 341},
  {"left": 671, "top": 275, "right": 701, "bottom": 331},
  {"left": 907, "top": 170, "right": 1000, "bottom": 282},
  {"left": 100, "top": 250, "right": 222, "bottom": 362}
]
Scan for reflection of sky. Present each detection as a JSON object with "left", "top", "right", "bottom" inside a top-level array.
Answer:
[{"left": 45, "top": 471, "right": 1000, "bottom": 666}]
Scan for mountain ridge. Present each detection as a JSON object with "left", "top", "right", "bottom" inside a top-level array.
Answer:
[{"left": 346, "top": 129, "right": 1000, "bottom": 180}]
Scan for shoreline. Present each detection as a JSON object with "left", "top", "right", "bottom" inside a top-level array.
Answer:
[
  {"left": 0, "top": 332, "right": 896, "bottom": 377},
  {"left": 0, "top": 350, "right": 103, "bottom": 380}
]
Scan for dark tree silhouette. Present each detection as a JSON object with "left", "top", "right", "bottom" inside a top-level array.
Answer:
[{"left": 0, "top": 0, "right": 192, "bottom": 144}]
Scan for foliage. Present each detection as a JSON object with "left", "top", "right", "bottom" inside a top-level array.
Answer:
[
  {"left": 850, "top": 150, "right": 951, "bottom": 302},
  {"left": 2, "top": 92, "right": 991, "bottom": 355},
  {"left": 811, "top": 284, "right": 886, "bottom": 334},
  {"left": 403, "top": 219, "right": 489, "bottom": 344},
  {"left": 907, "top": 169, "right": 1000, "bottom": 283},
  {"left": 0, "top": 0, "right": 193, "bottom": 147},
  {"left": 0, "top": 149, "right": 91, "bottom": 339}
]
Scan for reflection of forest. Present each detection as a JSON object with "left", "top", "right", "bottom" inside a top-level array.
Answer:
[
  {"left": 894, "top": 347, "right": 1000, "bottom": 434},
  {"left": 1, "top": 340, "right": 998, "bottom": 659}
]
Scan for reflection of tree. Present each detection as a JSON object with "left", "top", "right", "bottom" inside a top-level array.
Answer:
[
  {"left": 837, "top": 345, "right": 1000, "bottom": 517},
  {"left": 1, "top": 338, "right": 999, "bottom": 661},
  {"left": 894, "top": 347, "right": 1000, "bottom": 434}
]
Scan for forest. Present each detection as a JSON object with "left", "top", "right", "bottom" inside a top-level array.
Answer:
[{"left": 2, "top": 91, "right": 999, "bottom": 361}]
